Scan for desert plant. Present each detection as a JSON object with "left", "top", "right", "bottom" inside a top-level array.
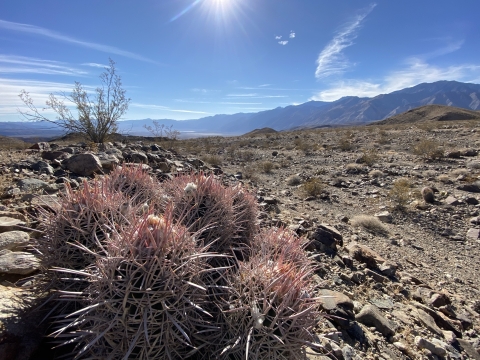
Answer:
[
  {"left": 351, "top": 215, "right": 389, "bottom": 236},
  {"left": 388, "top": 177, "right": 412, "bottom": 209},
  {"left": 162, "top": 173, "right": 257, "bottom": 263},
  {"left": 213, "top": 250, "right": 319, "bottom": 359},
  {"left": 358, "top": 148, "right": 379, "bottom": 166},
  {"left": 259, "top": 161, "right": 274, "bottom": 174},
  {"left": 52, "top": 211, "right": 215, "bottom": 359},
  {"left": 19, "top": 59, "right": 129, "bottom": 144},
  {"left": 300, "top": 178, "right": 324, "bottom": 198},
  {"left": 345, "top": 163, "right": 365, "bottom": 174},
  {"left": 413, "top": 139, "right": 444, "bottom": 160},
  {"left": 201, "top": 154, "right": 223, "bottom": 166},
  {"left": 369, "top": 169, "right": 384, "bottom": 178},
  {"left": 286, "top": 174, "right": 302, "bottom": 186}
]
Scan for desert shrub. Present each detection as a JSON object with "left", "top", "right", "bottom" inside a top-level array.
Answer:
[
  {"left": 201, "top": 154, "right": 223, "bottom": 166},
  {"left": 358, "top": 148, "right": 379, "bottom": 166},
  {"left": 369, "top": 169, "right": 384, "bottom": 178},
  {"left": 286, "top": 174, "right": 302, "bottom": 186},
  {"left": 377, "top": 129, "right": 389, "bottom": 145},
  {"left": 437, "top": 174, "right": 452, "bottom": 184},
  {"left": 300, "top": 178, "right": 324, "bottom": 197},
  {"left": 351, "top": 215, "right": 389, "bottom": 235},
  {"left": 413, "top": 139, "right": 444, "bottom": 160},
  {"left": 259, "top": 161, "right": 274, "bottom": 173},
  {"left": 345, "top": 163, "right": 365, "bottom": 174},
  {"left": 388, "top": 177, "right": 412, "bottom": 209},
  {"left": 338, "top": 135, "right": 354, "bottom": 151}
]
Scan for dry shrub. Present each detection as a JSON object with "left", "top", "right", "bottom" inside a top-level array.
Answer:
[
  {"left": 369, "top": 169, "right": 384, "bottom": 178},
  {"left": 286, "top": 174, "right": 302, "bottom": 186},
  {"left": 351, "top": 215, "right": 389, "bottom": 235},
  {"left": 345, "top": 163, "right": 364, "bottom": 174},
  {"left": 301, "top": 178, "right": 324, "bottom": 197},
  {"left": 338, "top": 135, "right": 354, "bottom": 151},
  {"left": 388, "top": 177, "right": 412, "bottom": 209},
  {"left": 413, "top": 139, "right": 444, "bottom": 160},
  {"left": 259, "top": 161, "right": 274, "bottom": 174},
  {"left": 358, "top": 148, "right": 379, "bottom": 166},
  {"left": 201, "top": 154, "right": 223, "bottom": 166}
]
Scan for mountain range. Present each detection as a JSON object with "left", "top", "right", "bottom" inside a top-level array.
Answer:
[{"left": 1, "top": 80, "right": 479, "bottom": 139}]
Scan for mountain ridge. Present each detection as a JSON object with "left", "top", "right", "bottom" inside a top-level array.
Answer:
[{"left": 1, "top": 80, "right": 479, "bottom": 137}]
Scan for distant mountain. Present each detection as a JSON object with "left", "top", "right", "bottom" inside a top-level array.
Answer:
[
  {"left": 1, "top": 80, "right": 479, "bottom": 138},
  {"left": 372, "top": 104, "right": 480, "bottom": 125}
]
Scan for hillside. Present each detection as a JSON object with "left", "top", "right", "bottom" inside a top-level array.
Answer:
[{"left": 372, "top": 105, "right": 480, "bottom": 125}]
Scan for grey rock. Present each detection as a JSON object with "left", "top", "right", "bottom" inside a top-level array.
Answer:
[
  {"left": 346, "top": 242, "right": 385, "bottom": 269},
  {"left": 97, "top": 152, "right": 120, "bottom": 170},
  {"left": 457, "top": 338, "right": 480, "bottom": 360},
  {"left": 31, "top": 160, "right": 54, "bottom": 175},
  {"left": 378, "top": 260, "right": 397, "bottom": 277},
  {"left": 63, "top": 153, "right": 102, "bottom": 176},
  {"left": 466, "top": 228, "right": 480, "bottom": 240},
  {"left": 457, "top": 183, "right": 480, "bottom": 193},
  {"left": 317, "top": 289, "right": 354, "bottom": 311},
  {"left": 413, "top": 307, "right": 443, "bottom": 336},
  {"left": 445, "top": 195, "right": 462, "bottom": 206},
  {"left": 0, "top": 231, "right": 30, "bottom": 251},
  {"left": 355, "top": 304, "right": 395, "bottom": 337},
  {"left": 124, "top": 151, "right": 148, "bottom": 164},
  {"left": 17, "top": 178, "right": 49, "bottom": 192},
  {"left": 0, "top": 250, "right": 39, "bottom": 275},
  {"left": 374, "top": 211, "right": 392, "bottom": 223},
  {"left": 414, "top": 336, "right": 447, "bottom": 357},
  {"left": 308, "top": 224, "right": 343, "bottom": 251},
  {"left": 0, "top": 217, "right": 26, "bottom": 233}
]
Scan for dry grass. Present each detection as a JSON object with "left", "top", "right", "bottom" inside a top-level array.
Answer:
[
  {"left": 259, "top": 161, "right": 274, "bottom": 174},
  {"left": 286, "top": 174, "right": 302, "bottom": 186},
  {"left": 300, "top": 178, "right": 324, "bottom": 197},
  {"left": 351, "top": 215, "right": 389, "bottom": 235},
  {"left": 413, "top": 139, "right": 444, "bottom": 160},
  {"left": 369, "top": 169, "right": 384, "bottom": 178},
  {"left": 388, "top": 177, "right": 412, "bottom": 209}
]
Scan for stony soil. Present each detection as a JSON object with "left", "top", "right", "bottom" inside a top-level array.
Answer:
[{"left": 0, "top": 120, "right": 480, "bottom": 359}]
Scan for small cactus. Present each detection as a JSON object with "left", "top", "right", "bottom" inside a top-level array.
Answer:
[{"left": 53, "top": 211, "right": 216, "bottom": 359}]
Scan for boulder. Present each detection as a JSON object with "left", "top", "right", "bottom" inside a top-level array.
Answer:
[
  {"left": 63, "top": 153, "right": 102, "bottom": 176},
  {"left": 308, "top": 224, "right": 343, "bottom": 252},
  {"left": 17, "top": 178, "right": 49, "bottom": 193}
]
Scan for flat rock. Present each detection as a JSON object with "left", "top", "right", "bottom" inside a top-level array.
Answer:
[
  {"left": 355, "top": 304, "right": 395, "bottom": 337},
  {"left": 0, "top": 217, "right": 26, "bottom": 233},
  {"left": 445, "top": 195, "right": 462, "bottom": 206},
  {"left": 466, "top": 228, "right": 480, "bottom": 240},
  {"left": 17, "top": 178, "right": 49, "bottom": 192},
  {"left": 374, "top": 211, "right": 392, "bottom": 223},
  {"left": 414, "top": 336, "right": 447, "bottom": 357},
  {"left": 457, "top": 183, "right": 480, "bottom": 193},
  {"left": 457, "top": 338, "right": 480, "bottom": 360},
  {"left": 317, "top": 289, "right": 354, "bottom": 311},
  {"left": 0, "top": 231, "right": 30, "bottom": 251},
  {"left": 0, "top": 250, "right": 39, "bottom": 275}
]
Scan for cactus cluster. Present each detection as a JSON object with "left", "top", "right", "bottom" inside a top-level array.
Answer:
[{"left": 36, "top": 167, "right": 322, "bottom": 359}]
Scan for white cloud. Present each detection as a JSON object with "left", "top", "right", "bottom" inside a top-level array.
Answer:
[
  {"left": 275, "top": 35, "right": 282, "bottom": 40},
  {"left": 82, "top": 62, "right": 107, "bottom": 68},
  {"left": 131, "top": 102, "right": 209, "bottom": 114},
  {"left": 259, "top": 84, "right": 271, "bottom": 87},
  {"left": 278, "top": 40, "right": 288, "bottom": 46},
  {"left": 289, "top": 31, "right": 295, "bottom": 39},
  {"left": 227, "top": 93, "right": 258, "bottom": 97},
  {"left": 315, "top": 3, "right": 376, "bottom": 79},
  {"left": 0, "top": 55, "right": 87, "bottom": 76},
  {"left": 0, "top": 19, "right": 156, "bottom": 64},
  {"left": 311, "top": 60, "right": 480, "bottom": 101}
]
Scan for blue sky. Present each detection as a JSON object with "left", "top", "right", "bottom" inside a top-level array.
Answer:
[{"left": 1, "top": 0, "right": 479, "bottom": 121}]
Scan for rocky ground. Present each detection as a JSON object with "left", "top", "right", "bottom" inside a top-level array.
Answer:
[{"left": 0, "top": 121, "right": 480, "bottom": 359}]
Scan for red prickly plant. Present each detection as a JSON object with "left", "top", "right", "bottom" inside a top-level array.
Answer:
[
  {"left": 163, "top": 173, "right": 258, "bottom": 263},
  {"left": 52, "top": 210, "right": 217, "bottom": 359},
  {"left": 102, "top": 164, "right": 165, "bottom": 211},
  {"left": 37, "top": 180, "right": 133, "bottom": 284},
  {"left": 251, "top": 227, "right": 309, "bottom": 266}
]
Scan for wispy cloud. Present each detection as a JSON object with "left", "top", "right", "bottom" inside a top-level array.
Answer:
[
  {"left": 0, "top": 19, "right": 157, "bottom": 64},
  {"left": 0, "top": 55, "right": 87, "bottom": 76},
  {"left": 311, "top": 59, "right": 480, "bottom": 101},
  {"left": 227, "top": 93, "right": 257, "bottom": 97},
  {"left": 275, "top": 35, "right": 282, "bottom": 40},
  {"left": 82, "top": 62, "right": 107, "bottom": 68},
  {"left": 289, "top": 31, "right": 295, "bottom": 39},
  {"left": 259, "top": 84, "right": 271, "bottom": 87},
  {"left": 278, "top": 41, "right": 288, "bottom": 46},
  {"left": 131, "top": 102, "right": 209, "bottom": 114},
  {"left": 315, "top": 3, "right": 376, "bottom": 79}
]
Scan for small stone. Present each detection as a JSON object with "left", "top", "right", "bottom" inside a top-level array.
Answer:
[
  {"left": 17, "top": 178, "right": 49, "bottom": 192},
  {"left": 466, "top": 228, "right": 480, "bottom": 240},
  {"left": 0, "top": 231, "right": 30, "bottom": 251},
  {"left": 0, "top": 217, "right": 26, "bottom": 233},
  {"left": 0, "top": 250, "right": 40, "bottom": 275},
  {"left": 374, "top": 211, "right": 392, "bottom": 223},
  {"left": 355, "top": 304, "right": 395, "bottom": 337},
  {"left": 414, "top": 336, "right": 447, "bottom": 357},
  {"left": 317, "top": 289, "right": 354, "bottom": 311},
  {"left": 445, "top": 196, "right": 462, "bottom": 206}
]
